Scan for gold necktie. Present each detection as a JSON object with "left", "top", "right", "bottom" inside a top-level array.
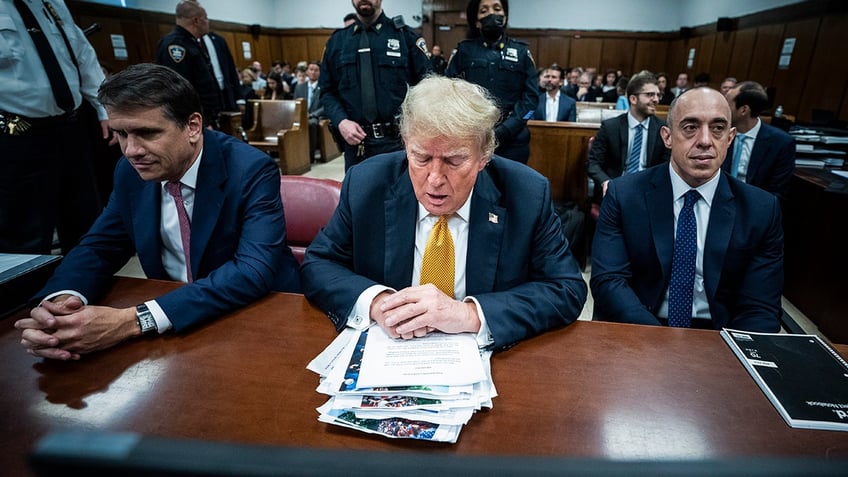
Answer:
[{"left": 420, "top": 216, "right": 455, "bottom": 298}]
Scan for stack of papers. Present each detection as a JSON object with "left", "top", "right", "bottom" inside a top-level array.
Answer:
[{"left": 307, "top": 326, "right": 497, "bottom": 443}]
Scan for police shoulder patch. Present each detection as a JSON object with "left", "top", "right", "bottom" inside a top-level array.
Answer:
[
  {"left": 415, "top": 37, "right": 428, "bottom": 55},
  {"left": 168, "top": 44, "right": 186, "bottom": 63}
]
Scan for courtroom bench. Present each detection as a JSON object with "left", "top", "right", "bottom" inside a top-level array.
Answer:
[{"left": 245, "top": 99, "right": 311, "bottom": 175}]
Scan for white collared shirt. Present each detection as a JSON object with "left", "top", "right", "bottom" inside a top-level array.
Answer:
[
  {"left": 735, "top": 118, "right": 761, "bottom": 181},
  {"left": 627, "top": 112, "right": 651, "bottom": 171},
  {"left": 657, "top": 163, "right": 720, "bottom": 323},
  {"left": 545, "top": 91, "right": 560, "bottom": 122},
  {"left": 346, "top": 192, "right": 494, "bottom": 348},
  {"left": 202, "top": 35, "right": 224, "bottom": 90}
]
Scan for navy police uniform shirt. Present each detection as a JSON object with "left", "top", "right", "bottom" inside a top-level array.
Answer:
[
  {"left": 445, "top": 36, "right": 538, "bottom": 142},
  {"left": 156, "top": 25, "right": 222, "bottom": 127},
  {"left": 319, "top": 13, "right": 431, "bottom": 128}
]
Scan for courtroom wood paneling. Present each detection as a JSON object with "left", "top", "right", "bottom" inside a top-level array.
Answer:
[
  {"left": 233, "top": 33, "right": 255, "bottom": 66},
  {"left": 798, "top": 14, "right": 848, "bottom": 123},
  {"left": 305, "top": 35, "right": 331, "bottom": 63},
  {"left": 694, "top": 34, "right": 715, "bottom": 81},
  {"left": 709, "top": 31, "right": 735, "bottom": 82},
  {"left": 727, "top": 28, "right": 756, "bottom": 80},
  {"left": 770, "top": 18, "right": 820, "bottom": 119},
  {"left": 569, "top": 38, "right": 603, "bottom": 70},
  {"left": 280, "top": 36, "right": 308, "bottom": 67},
  {"left": 665, "top": 38, "right": 688, "bottom": 76},
  {"left": 748, "top": 24, "right": 785, "bottom": 88},
  {"left": 537, "top": 36, "right": 571, "bottom": 69},
  {"left": 600, "top": 38, "right": 635, "bottom": 74},
  {"left": 633, "top": 40, "right": 668, "bottom": 75}
]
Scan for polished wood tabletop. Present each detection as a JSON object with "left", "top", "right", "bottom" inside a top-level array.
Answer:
[{"left": 2, "top": 278, "right": 848, "bottom": 475}]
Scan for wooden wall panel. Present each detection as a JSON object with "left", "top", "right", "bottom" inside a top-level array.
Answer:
[
  {"left": 600, "top": 38, "right": 635, "bottom": 75},
  {"left": 665, "top": 38, "right": 688, "bottom": 76},
  {"left": 306, "top": 35, "right": 331, "bottom": 63},
  {"left": 727, "top": 28, "right": 756, "bottom": 80},
  {"left": 770, "top": 18, "right": 819, "bottom": 119},
  {"left": 280, "top": 36, "right": 309, "bottom": 67},
  {"left": 536, "top": 36, "right": 571, "bottom": 69},
  {"left": 710, "top": 31, "right": 735, "bottom": 83},
  {"left": 748, "top": 24, "right": 785, "bottom": 87},
  {"left": 694, "top": 34, "right": 715, "bottom": 81},
  {"left": 233, "top": 33, "right": 255, "bottom": 66},
  {"left": 798, "top": 14, "right": 848, "bottom": 123},
  {"left": 569, "top": 38, "right": 603, "bottom": 70},
  {"left": 633, "top": 40, "right": 667, "bottom": 75}
]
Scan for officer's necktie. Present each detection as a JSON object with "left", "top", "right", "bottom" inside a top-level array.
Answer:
[
  {"left": 667, "top": 190, "right": 701, "bottom": 328},
  {"left": 358, "top": 26, "right": 378, "bottom": 123},
  {"left": 625, "top": 123, "right": 643, "bottom": 175},
  {"left": 14, "top": 0, "right": 75, "bottom": 112},
  {"left": 420, "top": 216, "right": 455, "bottom": 298},
  {"left": 730, "top": 133, "right": 748, "bottom": 180},
  {"left": 165, "top": 182, "right": 193, "bottom": 283}
]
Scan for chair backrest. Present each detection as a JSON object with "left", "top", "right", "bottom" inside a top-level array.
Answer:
[
  {"left": 279, "top": 176, "right": 342, "bottom": 264},
  {"left": 251, "top": 100, "right": 301, "bottom": 142}
]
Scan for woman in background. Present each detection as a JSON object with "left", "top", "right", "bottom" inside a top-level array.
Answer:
[
  {"left": 240, "top": 68, "right": 259, "bottom": 130},
  {"left": 445, "top": 0, "right": 538, "bottom": 164},
  {"left": 263, "top": 72, "right": 290, "bottom": 100}
]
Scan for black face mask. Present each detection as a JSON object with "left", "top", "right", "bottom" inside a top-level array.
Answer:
[{"left": 479, "top": 14, "right": 505, "bottom": 41}]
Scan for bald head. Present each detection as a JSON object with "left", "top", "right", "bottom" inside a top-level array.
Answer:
[{"left": 175, "top": 1, "right": 209, "bottom": 37}]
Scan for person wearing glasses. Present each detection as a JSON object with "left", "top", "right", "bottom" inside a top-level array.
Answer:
[{"left": 587, "top": 71, "right": 670, "bottom": 204}]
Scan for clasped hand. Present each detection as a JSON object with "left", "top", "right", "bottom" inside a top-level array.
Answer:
[
  {"left": 369, "top": 284, "right": 481, "bottom": 340},
  {"left": 15, "top": 295, "right": 138, "bottom": 361}
]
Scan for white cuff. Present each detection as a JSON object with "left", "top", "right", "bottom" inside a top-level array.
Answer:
[
  {"left": 41, "top": 290, "right": 88, "bottom": 306},
  {"left": 347, "top": 284, "right": 395, "bottom": 330},
  {"left": 464, "top": 296, "right": 493, "bottom": 348},
  {"left": 146, "top": 300, "right": 173, "bottom": 334}
]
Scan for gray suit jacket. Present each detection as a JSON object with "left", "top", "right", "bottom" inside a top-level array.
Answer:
[{"left": 293, "top": 81, "right": 324, "bottom": 119}]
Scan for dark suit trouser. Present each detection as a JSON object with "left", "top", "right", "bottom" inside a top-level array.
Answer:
[
  {"left": 0, "top": 115, "right": 101, "bottom": 254},
  {"left": 343, "top": 135, "right": 403, "bottom": 171}
]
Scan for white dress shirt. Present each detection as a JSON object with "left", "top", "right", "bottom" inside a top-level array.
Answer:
[
  {"left": 202, "top": 34, "right": 224, "bottom": 90},
  {"left": 0, "top": 0, "right": 107, "bottom": 120},
  {"left": 346, "top": 192, "right": 494, "bottom": 348},
  {"left": 545, "top": 92, "right": 560, "bottom": 122},
  {"left": 657, "top": 163, "right": 720, "bottom": 325}
]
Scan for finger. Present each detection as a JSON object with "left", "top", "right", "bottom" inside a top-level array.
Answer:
[
  {"left": 384, "top": 303, "right": 427, "bottom": 328},
  {"left": 413, "top": 327, "right": 427, "bottom": 338},
  {"left": 26, "top": 347, "right": 78, "bottom": 361},
  {"left": 399, "top": 330, "right": 415, "bottom": 340},
  {"left": 20, "top": 308, "right": 56, "bottom": 329},
  {"left": 21, "top": 329, "right": 61, "bottom": 349}
]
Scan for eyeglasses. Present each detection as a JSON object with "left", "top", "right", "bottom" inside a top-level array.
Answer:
[{"left": 637, "top": 92, "right": 661, "bottom": 98}]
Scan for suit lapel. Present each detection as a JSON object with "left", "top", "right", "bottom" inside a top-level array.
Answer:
[
  {"left": 130, "top": 174, "right": 167, "bottom": 278},
  {"left": 190, "top": 130, "right": 227, "bottom": 279},
  {"left": 647, "top": 167, "right": 674, "bottom": 279},
  {"left": 617, "top": 114, "right": 629, "bottom": 170},
  {"left": 466, "top": 168, "right": 505, "bottom": 295},
  {"left": 383, "top": 170, "right": 417, "bottom": 288},
  {"left": 703, "top": 174, "right": 734, "bottom": 302},
  {"left": 746, "top": 126, "right": 771, "bottom": 184}
]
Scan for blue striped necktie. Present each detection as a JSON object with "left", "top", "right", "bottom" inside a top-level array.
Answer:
[
  {"left": 730, "top": 133, "right": 747, "bottom": 179},
  {"left": 626, "top": 124, "right": 643, "bottom": 175},
  {"left": 668, "top": 190, "right": 701, "bottom": 328}
]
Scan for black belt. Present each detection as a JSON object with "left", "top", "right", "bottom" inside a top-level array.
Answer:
[
  {"left": 0, "top": 108, "right": 80, "bottom": 136},
  {"left": 361, "top": 121, "right": 399, "bottom": 139}
]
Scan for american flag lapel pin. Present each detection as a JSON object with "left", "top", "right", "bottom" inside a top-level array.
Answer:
[{"left": 488, "top": 212, "right": 498, "bottom": 224}]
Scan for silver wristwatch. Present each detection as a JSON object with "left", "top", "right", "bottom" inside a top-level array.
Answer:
[{"left": 136, "top": 304, "right": 157, "bottom": 335}]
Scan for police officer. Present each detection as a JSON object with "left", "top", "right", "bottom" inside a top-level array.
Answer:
[
  {"left": 0, "top": 0, "right": 108, "bottom": 254},
  {"left": 446, "top": 0, "right": 538, "bottom": 164},
  {"left": 156, "top": 1, "right": 222, "bottom": 129},
  {"left": 320, "top": 0, "right": 432, "bottom": 171}
]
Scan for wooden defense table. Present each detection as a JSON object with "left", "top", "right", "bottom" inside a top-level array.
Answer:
[{"left": 2, "top": 278, "right": 848, "bottom": 476}]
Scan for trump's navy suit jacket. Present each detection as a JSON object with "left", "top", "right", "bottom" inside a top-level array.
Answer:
[
  {"left": 721, "top": 122, "right": 795, "bottom": 201},
  {"left": 533, "top": 91, "right": 577, "bottom": 122},
  {"left": 590, "top": 164, "right": 784, "bottom": 332},
  {"left": 300, "top": 152, "right": 587, "bottom": 350},
  {"left": 36, "top": 130, "right": 301, "bottom": 331}
]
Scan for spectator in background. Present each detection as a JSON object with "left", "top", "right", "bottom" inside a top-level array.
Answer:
[
  {"left": 720, "top": 77, "right": 737, "bottom": 95},
  {"left": 575, "top": 72, "right": 602, "bottom": 102},
  {"left": 294, "top": 61, "right": 325, "bottom": 161},
  {"left": 534, "top": 65, "right": 577, "bottom": 122},
  {"left": 430, "top": 45, "right": 448, "bottom": 74},
  {"left": 601, "top": 69, "right": 618, "bottom": 102},
  {"left": 693, "top": 72, "right": 710, "bottom": 88},
  {"left": 671, "top": 72, "right": 688, "bottom": 97},
  {"left": 262, "top": 72, "right": 290, "bottom": 100},
  {"left": 563, "top": 67, "right": 580, "bottom": 98},
  {"left": 343, "top": 12, "right": 357, "bottom": 27},
  {"left": 656, "top": 72, "right": 674, "bottom": 105},
  {"left": 239, "top": 68, "right": 258, "bottom": 130},
  {"left": 614, "top": 76, "right": 630, "bottom": 110}
]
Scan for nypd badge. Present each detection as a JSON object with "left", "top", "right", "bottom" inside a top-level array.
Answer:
[
  {"left": 168, "top": 44, "right": 186, "bottom": 63},
  {"left": 415, "top": 37, "right": 428, "bottom": 55},
  {"left": 504, "top": 47, "right": 518, "bottom": 62}
]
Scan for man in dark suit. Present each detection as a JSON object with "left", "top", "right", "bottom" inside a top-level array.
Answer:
[
  {"left": 15, "top": 64, "right": 301, "bottom": 361},
  {"left": 590, "top": 87, "right": 784, "bottom": 332},
  {"left": 202, "top": 31, "right": 244, "bottom": 113},
  {"left": 723, "top": 81, "right": 795, "bottom": 202},
  {"left": 587, "top": 71, "right": 670, "bottom": 202},
  {"left": 294, "top": 61, "right": 324, "bottom": 161},
  {"left": 301, "top": 76, "right": 587, "bottom": 351},
  {"left": 574, "top": 72, "right": 602, "bottom": 103},
  {"left": 534, "top": 65, "right": 577, "bottom": 122}
]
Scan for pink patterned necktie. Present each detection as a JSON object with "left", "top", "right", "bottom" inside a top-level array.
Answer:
[{"left": 164, "top": 181, "right": 193, "bottom": 283}]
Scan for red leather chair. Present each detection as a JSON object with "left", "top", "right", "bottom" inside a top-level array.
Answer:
[{"left": 279, "top": 176, "right": 342, "bottom": 264}]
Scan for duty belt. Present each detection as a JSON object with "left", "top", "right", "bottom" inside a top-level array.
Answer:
[
  {"left": 362, "top": 121, "right": 399, "bottom": 139},
  {"left": 0, "top": 109, "right": 80, "bottom": 136}
]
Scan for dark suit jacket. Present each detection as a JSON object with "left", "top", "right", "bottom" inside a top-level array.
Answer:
[
  {"left": 587, "top": 113, "right": 670, "bottom": 202},
  {"left": 293, "top": 81, "right": 324, "bottom": 120},
  {"left": 36, "top": 130, "right": 301, "bottom": 331},
  {"left": 590, "top": 164, "right": 784, "bottom": 332},
  {"left": 721, "top": 122, "right": 795, "bottom": 202},
  {"left": 534, "top": 91, "right": 577, "bottom": 122},
  {"left": 300, "top": 152, "right": 588, "bottom": 350},
  {"left": 206, "top": 32, "right": 243, "bottom": 111}
]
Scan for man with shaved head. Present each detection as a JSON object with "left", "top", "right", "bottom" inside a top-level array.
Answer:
[{"left": 590, "top": 87, "right": 784, "bottom": 332}]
